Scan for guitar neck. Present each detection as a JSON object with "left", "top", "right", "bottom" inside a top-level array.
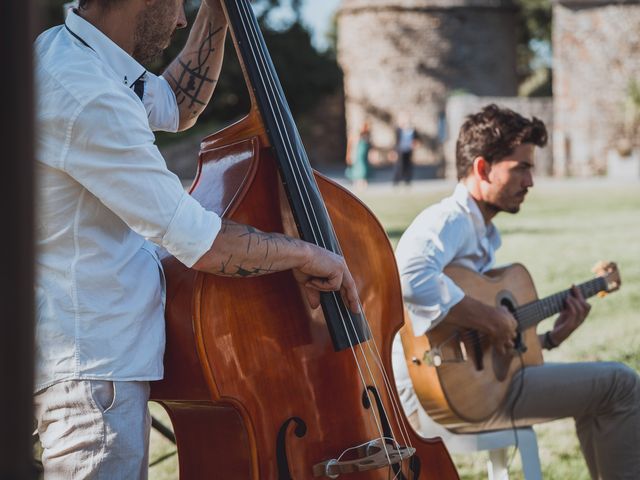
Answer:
[{"left": 515, "top": 277, "right": 607, "bottom": 330}]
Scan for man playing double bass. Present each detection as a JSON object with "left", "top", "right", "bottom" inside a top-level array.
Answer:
[
  {"left": 392, "top": 104, "right": 640, "bottom": 478},
  {"left": 34, "top": 0, "right": 359, "bottom": 477}
]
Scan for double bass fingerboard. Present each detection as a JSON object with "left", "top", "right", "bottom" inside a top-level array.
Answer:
[{"left": 223, "top": 0, "right": 370, "bottom": 351}]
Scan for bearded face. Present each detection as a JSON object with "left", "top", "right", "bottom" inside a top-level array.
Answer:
[
  {"left": 132, "top": 0, "right": 181, "bottom": 64},
  {"left": 481, "top": 143, "right": 536, "bottom": 215}
]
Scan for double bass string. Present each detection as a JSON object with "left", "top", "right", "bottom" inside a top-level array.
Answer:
[
  {"left": 233, "top": 0, "right": 410, "bottom": 464},
  {"left": 235, "top": 2, "right": 416, "bottom": 462},
  {"left": 234, "top": 3, "right": 402, "bottom": 465},
  {"left": 232, "top": 0, "right": 384, "bottom": 439}
]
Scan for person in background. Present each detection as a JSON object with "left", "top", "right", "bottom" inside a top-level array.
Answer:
[
  {"left": 392, "top": 113, "right": 418, "bottom": 186},
  {"left": 346, "top": 121, "right": 372, "bottom": 190}
]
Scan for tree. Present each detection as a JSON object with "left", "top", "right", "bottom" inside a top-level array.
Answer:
[{"left": 514, "top": 0, "right": 552, "bottom": 96}]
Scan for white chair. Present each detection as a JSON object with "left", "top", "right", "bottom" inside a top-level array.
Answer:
[{"left": 415, "top": 407, "right": 542, "bottom": 480}]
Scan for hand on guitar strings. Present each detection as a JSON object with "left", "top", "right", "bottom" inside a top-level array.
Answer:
[
  {"left": 548, "top": 285, "right": 591, "bottom": 347},
  {"left": 448, "top": 296, "right": 518, "bottom": 355},
  {"left": 488, "top": 305, "right": 519, "bottom": 355}
]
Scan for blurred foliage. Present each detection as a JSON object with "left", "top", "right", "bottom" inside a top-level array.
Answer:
[
  {"left": 514, "top": 0, "right": 552, "bottom": 95},
  {"left": 623, "top": 79, "right": 640, "bottom": 141},
  {"left": 518, "top": 66, "right": 551, "bottom": 97},
  {"left": 37, "top": 0, "right": 342, "bottom": 126}
]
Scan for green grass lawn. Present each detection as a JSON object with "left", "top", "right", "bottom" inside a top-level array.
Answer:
[{"left": 148, "top": 179, "right": 640, "bottom": 479}]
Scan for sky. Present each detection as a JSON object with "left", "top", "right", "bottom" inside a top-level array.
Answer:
[
  {"left": 268, "top": 0, "right": 341, "bottom": 50},
  {"left": 301, "top": 0, "right": 341, "bottom": 49}
]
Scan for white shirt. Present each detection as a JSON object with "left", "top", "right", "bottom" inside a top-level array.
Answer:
[
  {"left": 391, "top": 183, "right": 501, "bottom": 415},
  {"left": 397, "top": 128, "right": 415, "bottom": 153},
  {"left": 34, "top": 11, "right": 221, "bottom": 392}
]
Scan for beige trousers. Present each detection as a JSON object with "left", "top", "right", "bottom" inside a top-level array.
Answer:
[
  {"left": 438, "top": 362, "right": 640, "bottom": 480},
  {"left": 34, "top": 380, "right": 151, "bottom": 480}
]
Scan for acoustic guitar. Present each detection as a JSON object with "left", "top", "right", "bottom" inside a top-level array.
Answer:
[{"left": 399, "top": 261, "right": 621, "bottom": 427}]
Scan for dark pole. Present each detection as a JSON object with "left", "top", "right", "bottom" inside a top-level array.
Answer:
[{"left": 0, "top": 0, "right": 36, "bottom": 478}]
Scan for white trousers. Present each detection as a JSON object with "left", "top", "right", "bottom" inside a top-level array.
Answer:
[{"left": 34, "top": 380, "right": 151, "bottom": 480}]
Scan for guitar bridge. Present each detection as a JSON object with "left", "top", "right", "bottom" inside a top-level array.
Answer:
[{"left": 423, "top": 334, "right": 468, "bottom": 366}]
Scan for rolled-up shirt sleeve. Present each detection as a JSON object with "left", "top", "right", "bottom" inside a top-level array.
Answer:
[
  {"left": 395, "top": 213, "right": 466, "bottom": 336},
  {"left": 64, "top": 90, "right": 220, "bottom": 267},
  {"left": 144, "top": 72, "right": 179, "bottom": 133}
]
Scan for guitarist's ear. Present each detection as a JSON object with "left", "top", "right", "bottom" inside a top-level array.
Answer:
[{"left": 473, "top": 156, "right": 491, "bottom": 182}]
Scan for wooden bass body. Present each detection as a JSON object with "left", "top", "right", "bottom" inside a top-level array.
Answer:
[
  {"left": 150, "top": 120, "right": 459, "bottom": 479},
  {"left": 400, "top": 264, "right": 543, "bottom": 427}
]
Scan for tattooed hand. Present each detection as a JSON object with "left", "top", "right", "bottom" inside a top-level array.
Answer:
[{"left": 293, "top": 244, "right": 360, "bottom": 314}]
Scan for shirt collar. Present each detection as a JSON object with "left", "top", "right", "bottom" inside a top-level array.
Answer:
[
  {"left": 453, "top": 183, "right": 497, "bottom": 240},
  {"left": 65, "top": 9, "right": 145, "bottom": 87}
]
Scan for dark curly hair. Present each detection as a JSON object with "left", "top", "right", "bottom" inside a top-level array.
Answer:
[{"left": 456, "top": 104, "right": 548, "bottom": 180}]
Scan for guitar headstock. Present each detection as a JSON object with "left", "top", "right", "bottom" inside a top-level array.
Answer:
[{"left": 592, "top": 261, "right": 621, "bottom": 296}]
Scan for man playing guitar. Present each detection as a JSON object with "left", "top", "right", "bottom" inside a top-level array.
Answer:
[{"left": 392, "top": 104, "right": 640, "bottom": 478}]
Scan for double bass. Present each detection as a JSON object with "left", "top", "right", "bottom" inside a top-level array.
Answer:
[{"left": 151, "top": 1, "right": 459, "bottom": 478}]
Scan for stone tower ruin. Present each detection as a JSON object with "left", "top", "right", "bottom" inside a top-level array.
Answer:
[
  {"left": 337, "top": 0, "right": 519, "bottom": 170},
  {"left": 553, "top": 0, "right": 640, "bottom": 176}
]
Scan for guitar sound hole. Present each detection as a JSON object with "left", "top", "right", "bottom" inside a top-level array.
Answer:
[
  {"left": 499, "top": 295, "right": 525, "bottom": 352},
  {"left": 499, "top": 297, "right": 515, "bottom": 313}
]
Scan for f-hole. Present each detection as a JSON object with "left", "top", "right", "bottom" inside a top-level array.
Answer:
[
  {"left": 276, "top": 417, "right": 307, "bottom": 480},
  {"left": 362, "top": 386, "right": 391, "bottom": 439},
  {"left": 362, "top": 386, "right": 421, "bottom": 479}
]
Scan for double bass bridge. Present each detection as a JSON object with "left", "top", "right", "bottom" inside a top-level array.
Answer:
[{"left": 312, "top": 439, "right": 416, "bottom": 478}]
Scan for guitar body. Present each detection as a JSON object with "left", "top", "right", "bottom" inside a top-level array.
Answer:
[{"left": 400, "top": 264, "right": 543, "bottom": 426}]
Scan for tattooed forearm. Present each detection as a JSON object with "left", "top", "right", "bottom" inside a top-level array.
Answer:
[
  {"left": 218, "top": 255, "right": 276, "bottom": 277},
  {"left": 166, "top": 23, "right": 223, "bottom": 117},
  {"left": 239, "top": 226, "right": 289, "bottom": 259},
  {"left": 211, "top": 221, "right": 298, "bottom": 277}
]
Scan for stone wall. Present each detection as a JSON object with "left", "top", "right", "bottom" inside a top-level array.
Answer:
[
  {"left": 444, "top": 95, "right": 554, "bottom": 178},
  {"left": 553, "top": 0, "right": 640, "bottom": 176},
  {"left": 337, "top": 0, "right": 518, "bottom": 167}
]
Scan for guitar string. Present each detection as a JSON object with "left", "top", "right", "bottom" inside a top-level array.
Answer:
[
  {"left": 441, "top": 278, "right": 604, "bottom": 349},
  {"left": 516, "top": 278, "right": 603, "bottom": 329},
  {"left": 234, "top": 0, "right": 408, "bottom": 464}
]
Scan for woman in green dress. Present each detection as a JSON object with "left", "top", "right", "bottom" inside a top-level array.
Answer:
[{"left": 346, "top": 121, "right": 372, "bottom": 190}]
